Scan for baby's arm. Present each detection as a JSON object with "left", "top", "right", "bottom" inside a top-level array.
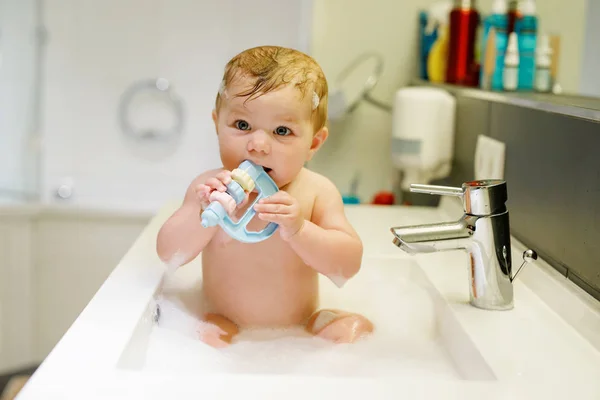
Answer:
[
  {"left": 286, "top": 177, "right": 363, "bottom": 282},
  {"left": 156, "top": 170, "right": 223, "bottom": 267}
]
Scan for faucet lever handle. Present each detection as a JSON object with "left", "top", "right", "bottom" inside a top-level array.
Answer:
[
  {"left": 409, "top": 184, "right": 463, "bottom": 198},
  {"left": 411, "top": 180, "right": 507, "bottom": 215}
]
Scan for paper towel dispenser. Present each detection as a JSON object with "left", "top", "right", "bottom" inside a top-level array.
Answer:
[{"left": 391, "top": 87, "right": 456, "bottom": 190}]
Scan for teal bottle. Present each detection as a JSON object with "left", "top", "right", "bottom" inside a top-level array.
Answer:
[
  {"left": 481, "top": 14, "right": 508, "bottom": 90},
  {"left": 515, "top": 1, "right": 537, "bottom": 90}
]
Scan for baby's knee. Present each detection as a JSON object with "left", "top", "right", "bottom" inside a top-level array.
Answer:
[
  {"left": 197, "top": 313, "right": 239, "bottom": 347},
  {"left": 306, "top": 309, "right": 373, "bottom": 343}
]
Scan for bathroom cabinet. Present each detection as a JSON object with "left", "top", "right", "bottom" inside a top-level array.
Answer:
[{"left": 0, "top": 207, "right": 149, "bottom": 373}]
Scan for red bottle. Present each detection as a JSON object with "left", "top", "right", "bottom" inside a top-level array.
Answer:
[
  {"left": 446, "top": 0, "right": 480, "bottom": 86},
  {"left": 371, "top": 191, "right": 395, "bottom": 205},
  {"left": 506, "top": 0, "right": 519, "bottom": 34}
]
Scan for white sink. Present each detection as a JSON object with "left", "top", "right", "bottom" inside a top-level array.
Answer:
[
  {"left": 17, "top": 203, "right": 600, "bottom": 399},
  {"left": 117, "top": 256, "right": 495, "bottom": 381}
]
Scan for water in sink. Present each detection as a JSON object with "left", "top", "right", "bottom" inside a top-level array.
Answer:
[{"left": 120, "top": 257, "right": 495, "bottom": 380}]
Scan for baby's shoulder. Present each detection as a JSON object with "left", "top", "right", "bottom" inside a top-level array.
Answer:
[
  {"left": 299, "top": 168, "right": 339, "bottom": 194},
  {"left": 291, "top": 169, "right": 341, "bottom": 212},
  {"left": 298, "top": 169, "right": 346, "bottom": 224}
]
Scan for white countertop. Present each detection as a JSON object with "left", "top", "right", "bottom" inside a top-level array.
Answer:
[{"left": 17, "top": 199, "right": 600, "bottom": 399}]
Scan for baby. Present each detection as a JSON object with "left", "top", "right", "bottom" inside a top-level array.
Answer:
[{"left": 156, "top": 45, "right": 373, "bottom": 347}]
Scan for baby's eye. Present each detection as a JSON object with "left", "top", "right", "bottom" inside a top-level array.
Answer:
[
  {"left": 235, "top": 120, "right": 250, "bottom": 131},
  {"left": 274, "top": 126, "right": 292, "bottom": 136}
]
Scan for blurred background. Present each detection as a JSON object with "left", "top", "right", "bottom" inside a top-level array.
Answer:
[{"left": 1, "top": 0, "right": 599, "bottom": 392}]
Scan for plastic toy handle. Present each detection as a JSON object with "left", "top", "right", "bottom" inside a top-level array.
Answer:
[
  {"left": 198, "top": 160, "right": 280, "bottom": 243},
  {"left": 201, "top": 202, "right": 226, "bottom": 228},
  {"left": 241, "top": 222, "right": 279, "bottom": 243},
  {"left": 217, "top": 160, "right": 280, "bottom": 243}
]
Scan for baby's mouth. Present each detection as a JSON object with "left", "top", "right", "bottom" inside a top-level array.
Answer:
[{"left": 263, "top": 167, "right": 272, "bottom": 174}]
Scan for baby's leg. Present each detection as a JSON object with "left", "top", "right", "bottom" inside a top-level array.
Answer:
[
  {"left": 306, "top": 309, "right": 374, "bottom": 344},
  {"left": 197, "top": 313, "right": 239, "bottom": 348}
]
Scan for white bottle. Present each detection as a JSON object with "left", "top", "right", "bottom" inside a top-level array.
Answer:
[
  {"left": 503, "top": 32, "right": 519, "bottom": 91},
  {"left": 534, "top": 34, "right": 552, "bottom": 92}
]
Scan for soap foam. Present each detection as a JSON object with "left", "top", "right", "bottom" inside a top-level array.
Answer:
[
  {"left": 142, "top": 266, "right": 460, "bottom": 379},
  {"left": 164, "top": 251, "right": 188, "bottom": 276}
]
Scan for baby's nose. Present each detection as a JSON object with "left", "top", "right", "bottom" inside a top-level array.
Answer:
[{"left": 247, "top": 130, "right": 271, "bottom": 154}]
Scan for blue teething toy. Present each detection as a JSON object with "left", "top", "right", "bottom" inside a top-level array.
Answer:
[{"left": 200, "top": 160, "right": 279, "bottom": 243}]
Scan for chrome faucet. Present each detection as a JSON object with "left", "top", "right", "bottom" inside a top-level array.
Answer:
[{"left": 391, "top": 180, "right": 536, "bottom": 311}]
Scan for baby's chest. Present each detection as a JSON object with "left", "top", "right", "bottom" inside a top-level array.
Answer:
[
  {"left": 209, "top": 228, "right": 298, "bottom": 267},
  {"left": 209, "top": 188, "right": 314, "bottom": 257}
]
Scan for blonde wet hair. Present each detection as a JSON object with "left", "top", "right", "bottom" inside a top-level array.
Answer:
[{"left": 215, "top": 45, "right": 328, "bottom": 132}]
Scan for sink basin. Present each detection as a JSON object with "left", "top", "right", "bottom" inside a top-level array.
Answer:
[
  {"left": 17, "top": 204, "right": 600, "bottom": 399},
  {"left": 117, "top": 256, "right": 495, "bottom": 381}
]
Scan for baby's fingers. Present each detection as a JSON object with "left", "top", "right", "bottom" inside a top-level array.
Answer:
[
  {"left": 195, "top": 184, "right": 211, "bottom": 197},
  {"left": 195, "top": 184, "right": 212, "bottom": 208},
  {"left": 258, "top": 191, "right": 294, "bottom": 205},
  {"left": 254, "top": 202, "right": 290, "bottom": 214},
  {"left": 204, "top": 177, "right": 227, "bottom": 192},
  {"left": 215, "top": 170, "right": 232, "bottom": 185}
]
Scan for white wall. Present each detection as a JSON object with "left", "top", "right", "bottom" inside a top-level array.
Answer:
[
  {"left": 535, "top": 0, "right": 588, "bottom": 94},
  {"left": 7, "top": 0, "right": 592, "bottom": 209},
  {"left": 0, "top": 0, "right": 39, "bottom": 197},
  {"left": 308, "top": 0, "right": 589, "bottom": 203},
  {"left": 309, "top": 0, "right": 444, "bottom": 202},
  {"left": 40, "top": 0, "right": 312, "bottom": 212}
]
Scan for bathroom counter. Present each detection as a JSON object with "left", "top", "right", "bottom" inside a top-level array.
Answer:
[{"left": 17, "top": 201, "right": 600, "bottom": 399}]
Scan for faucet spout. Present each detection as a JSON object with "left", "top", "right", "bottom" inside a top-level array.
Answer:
[
  {"left": 391, "top": 215, "right": 476, "bottom": 254},
  {"left": 390, "top": 181, "right": 520, "bottom": 311}
]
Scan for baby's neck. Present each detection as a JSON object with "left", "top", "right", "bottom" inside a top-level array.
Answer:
[{"left": 278, "top": 168, "right": 306, "bottom": 192}]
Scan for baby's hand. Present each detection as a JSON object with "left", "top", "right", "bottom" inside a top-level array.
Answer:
[
  {"left": 195, "top": 170, "right": 233, "bottom": 209},
  {"left": 254, "top": 191, "right": 304, "bottom": 240}
]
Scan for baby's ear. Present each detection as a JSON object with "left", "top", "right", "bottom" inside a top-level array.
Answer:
[
  {"left": 307, "top": 126, "right": 328, "bottom": 160},
  {"left": 212, "top": 109, "right": 218, "bottom": 133}
]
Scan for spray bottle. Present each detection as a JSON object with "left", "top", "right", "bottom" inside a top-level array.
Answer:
[
  {"left": 503, "top": 32, "right": 519, "bottom": 91},
  {"left": 534, "top": 34, "right": 552, "bottom": 93}
]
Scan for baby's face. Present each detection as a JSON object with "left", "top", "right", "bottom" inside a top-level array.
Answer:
[{"left": 213, "top": 78, "right": 324, "bottom": 188}]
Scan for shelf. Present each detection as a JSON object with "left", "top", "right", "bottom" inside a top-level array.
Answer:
[{"left": 411, "top": 78, "right": 600, "bottom": 124}]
